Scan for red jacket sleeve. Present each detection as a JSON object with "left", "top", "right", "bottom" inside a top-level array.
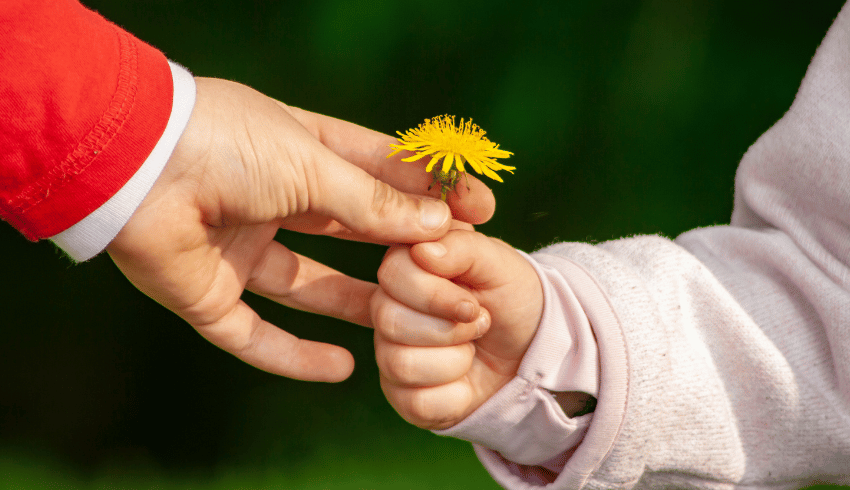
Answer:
[{"left": 0, "top": 0, "right": 173, "bottom": 240}]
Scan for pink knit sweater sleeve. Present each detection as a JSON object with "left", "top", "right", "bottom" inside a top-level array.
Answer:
[{"left": 437, "top": 2, "right": 850, "bottom": 489}]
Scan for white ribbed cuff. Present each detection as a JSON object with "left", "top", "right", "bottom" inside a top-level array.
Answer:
[{"left": 50, "top": 61, "right": 196, "bottom": 261}]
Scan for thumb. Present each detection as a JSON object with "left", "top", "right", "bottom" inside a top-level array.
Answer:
[
  {"left": 309, "top": 147, "right": 452, "bottom": 243},
  {"left": 409, "top": 230, "right": 521, "bottom": 289}
]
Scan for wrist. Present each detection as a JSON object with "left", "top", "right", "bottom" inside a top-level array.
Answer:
[{"left": 51, "top": 62, "right": 196, "bottom": 261}]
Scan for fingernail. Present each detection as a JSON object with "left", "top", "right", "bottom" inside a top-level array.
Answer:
[
  {"left": 456, "top": 301, "right": 475, "bottom": 323},
  {"left": 420, "top": 199, "right": 449, "bottom": 230},
  {"left": 418, "top": 241, "right": 447, "bottom": 258}
]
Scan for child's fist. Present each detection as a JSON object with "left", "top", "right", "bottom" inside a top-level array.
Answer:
[{"left": 371, "top": 230, "right": 543, "bottom": 430}]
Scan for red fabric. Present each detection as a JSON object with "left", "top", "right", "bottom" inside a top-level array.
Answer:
[{"left": 0, "top": 0, "right": 173, "bottom": 240}]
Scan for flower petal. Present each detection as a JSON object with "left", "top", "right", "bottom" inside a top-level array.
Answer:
[
  {"left": 401, "top": 150, "right": 437, "bottom": 162},
  {"left": 426, "top": 152, "right": 446, "bottom": 172},
  {"left": 455, "top": 155, "right": 466, "bottom": 172},
  {"left": 464, "top": 156, "right": 484, "bottom": 174},
  {"left": 483, "top": 159, "right": 516, "bottom": 172},
  {"left": 391, "top": 115, "right": 513, "bottom": 184},
  {"left": 481, "top": 165, "right": 504, "bottom": 182},
  {"left": 442, "top": 152, "right": 455, "bottom": 173}
]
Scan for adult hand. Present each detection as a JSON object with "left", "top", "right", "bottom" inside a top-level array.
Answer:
[{"left": 106, "top": 78, "right": 495, "bottom": 383}]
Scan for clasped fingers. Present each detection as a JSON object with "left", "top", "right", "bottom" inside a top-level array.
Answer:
[
  {"left": 375, "top": 340, "right": 475, "bottom": 387},
  {"left": 379, "top": 377, "right": 474, "bottom": 430},
  {"left": 370, "top": 288, "right": 490, "bottom": 347},
  {"left": 378, "top": 245, "right": 482, "bottom": 324}
]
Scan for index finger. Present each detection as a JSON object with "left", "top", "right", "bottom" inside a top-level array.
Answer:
[
  {"left": 193, "top": 299, "right": 355, "bottom": 382},
  {"left": 245, "top": 240, "right": 376, "bottom": 328},
  {"left": 280, "top": 105, "right": 496, "bottom": 225}
]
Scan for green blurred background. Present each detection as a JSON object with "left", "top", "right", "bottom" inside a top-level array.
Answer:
[{"left": 2, "top": 1, "right": 848, "bottom": 488}]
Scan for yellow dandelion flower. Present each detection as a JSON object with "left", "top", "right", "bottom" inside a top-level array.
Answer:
[{"left": 388, "top": 115, "right": 514, "bottom": 200}]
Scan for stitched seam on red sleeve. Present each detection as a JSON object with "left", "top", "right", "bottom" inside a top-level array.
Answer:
[{"left": 7, "top": 27, "right": 139, "bottom": 214}]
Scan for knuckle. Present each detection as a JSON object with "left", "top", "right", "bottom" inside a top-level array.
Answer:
[
  {"left": 463, "top": 229, "right": 486, "bottom": 246},
  {"left": 377, "top": 246, "right": 411, "bottom": 290},
  {"left": 376, "top": 257, "right": 396, "bottom": 287},
  {"left": 372, "top": 296, "right": 399, "bottom": 341},
  {"left": 217, "top": 315, "right": 265, "bottom": 360},
  {"left": 376, "top": 247, "right": 406, "bottom": 287},
  {"left": 407, "top": 390, "right": 439, "bottom": 427},
  {"left": 425, "top": 287, "right": 446, "bottom": 317},
  {"left": 384, "top": 348, "right": 417, "bottom": 384},
  {"left": 442, "top": 228, "right": 477, "bottom": 249},
  {"left": 405, "top": 390, "right": 457, "bottom": 430},
  {"left": 369, "top": 179, "right": 404, "bottom": 223}
]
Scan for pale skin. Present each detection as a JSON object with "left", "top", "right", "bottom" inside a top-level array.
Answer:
[
  {"left": 371, "top": 229, "right": 546, "bottom": 430},
  {"left": 105, "top": 77, "right": 496, "bottom": 383}
]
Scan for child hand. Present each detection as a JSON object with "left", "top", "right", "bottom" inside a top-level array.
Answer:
[{"left": 371, "top": 230, "right": 543, "bottom": 430}]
